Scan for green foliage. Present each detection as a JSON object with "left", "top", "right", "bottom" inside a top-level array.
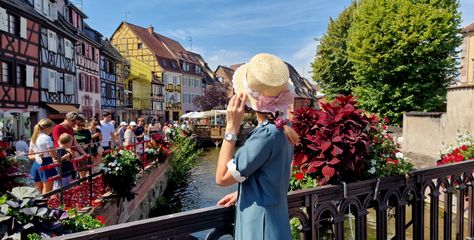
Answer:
[
  {"left": 347, "top": 0, "right": 461, "bottom": 124},
  {"left": 62, "top": 209, "right": 104, "bottom": 232},
  {"left": 103, "top": 150, "right": 141, "bottom": 201},
  {"left": 168, "top": 131, "right": 202, "bottom": 186},
  {"left": 312, "top": 2, "right": 357, "bottom": 99},
  {"left": 289, "top": 166, "right": 316, "bottom": 192},
  {"left": 0, "top": 187, "right": 103, "bottom": 239},
  {"left": 27, "top": 233, "right": 42, "bottom": 240}
]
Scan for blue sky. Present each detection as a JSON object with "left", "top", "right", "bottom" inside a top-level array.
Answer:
[{"left": 82, "top": 0, "right": 474, "bottom": 79}]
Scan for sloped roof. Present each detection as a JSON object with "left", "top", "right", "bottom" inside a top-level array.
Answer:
[
  {"left": 125, "top": 22, "right": 176, "bottom": 60},
  {"left": 102, "top": 39, "right": 123, "bottom": 61},
  {"left": 286, "top": 63, "right": 322, "bottom": 100},
  {"left": 188, "top": 51, "right": 217, "bottom": 84},
  {"left": 229, "top": 63, "right": 244, "bottom": 71},
  {"left": 461, "top": 22, "right": 474, "bottom": 33},
  {"left": 215, "top": 65, "right": 235, "bottom": 82}
]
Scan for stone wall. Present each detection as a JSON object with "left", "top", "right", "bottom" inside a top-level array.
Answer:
[
  {"left": 94, "top": 161, "right": 170, "bottom": 225},
  {"left": 402, "top": 85, "right": 474, "bottom": 167}
]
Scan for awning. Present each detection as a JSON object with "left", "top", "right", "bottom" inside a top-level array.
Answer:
[{"left": 46, "top": 104, "right": 80, "bottom": 113}]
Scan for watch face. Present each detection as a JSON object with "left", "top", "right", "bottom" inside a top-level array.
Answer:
[{"left": 225, "top": 133, "right": 235, "bottom": 141}]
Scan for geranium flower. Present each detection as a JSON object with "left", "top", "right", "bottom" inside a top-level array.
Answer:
[
  {"left": 294, "top": 172, "right": 304, "bottom": 180},
  {"left": 96, "top": 215, "right": 105, "bottom": 225},
  {"left": 386, "top": 158, "right": 399, "bottom": 164}
]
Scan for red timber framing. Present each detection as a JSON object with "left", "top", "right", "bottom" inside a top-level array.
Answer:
[{"left": 0, "top": 4, "right": 40, "bottom": 109}]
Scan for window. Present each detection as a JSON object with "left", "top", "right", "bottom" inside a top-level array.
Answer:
[
  {"left": 2, "top": 62, "right": 12, "bottom": 84},
  {"left": 7, "top": 13, "right": 19, "bottom": 36},
  {"left": 64, "top": 74, "right": 74, "bottom": 94},
  {"left": 195, "top": 65, "right": 201, "bottom": 74},
  {"left": 137, "top": 43, "right": 142, "bottom": 49},
  {"left": 106, "top": 84, "right": 112, "bottom": 98},
  {"left": 16, "top": 64, "right": 26, "bottom": 86},
  {"left": 161, "top": 59, "right": 167, "bottom": 67},
  {"left": 81, "top": 42, "right": 86, "bottom": 56},
  {"left": 79, "top": 74, "right": 85, "bottom": 91},
  {"left": 171, "top": 62, "right": 176, "bottom": 69}
]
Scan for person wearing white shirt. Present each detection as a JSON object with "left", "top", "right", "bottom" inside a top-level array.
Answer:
[
  {"left": 99, "top": 112, "right": 115, "bottom": 150},
  {"left": 28, "top": 119, "right": 58, "bottom": 194}
]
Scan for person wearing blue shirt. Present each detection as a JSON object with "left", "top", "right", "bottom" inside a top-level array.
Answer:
[{"left": 215, "top": 53, "right": 300, "bottom": 240}]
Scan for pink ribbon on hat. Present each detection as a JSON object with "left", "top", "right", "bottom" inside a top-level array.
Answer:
[
  {"left": 251, "top": 88, "right": 294, "bottom": 113},
  {"left": 241, "top": 72, "right": 294, "bottom": 113}
]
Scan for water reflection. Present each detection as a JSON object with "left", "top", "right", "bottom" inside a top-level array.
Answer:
[{"left": 149, "top": 147, "right": 236, "bottom": 217}]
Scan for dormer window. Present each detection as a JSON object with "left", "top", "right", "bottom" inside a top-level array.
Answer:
[
  {"left": 137, "top": 43, "right": 142, "bottom": 49},
  {"left": 195, "top": 65, "right": 201, "bottom": 74}
]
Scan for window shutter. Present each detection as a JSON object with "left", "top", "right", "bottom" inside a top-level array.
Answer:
[
  {"left": 26, "top": 65, "right": 34, "bottom": 87},
  {"left": 56, "top": 71, "right": 61, "bottom": 92},
  {"left": 65, "top": 74, "right": 74, "bottom": 94},
  {"left": 41, "top": 68, "right": 48, "bottom": 88},
  {"left": 20, "top": 17, "right": 27, "bottom": 39},
  {"left": 42, "top": 0, "right": 49, "bottom": 15},
  {"left": 48, "top": 69, "right": 56, "bottom": 92},
  {"left": 34, "top": 0, "right": 42, "bottom": 12},
  {"left": 64, "top": 39, "right": 72, "bottom": 58},
  {"left": 50, "top": 2, "right": 57, "bottom": 20},
  {"left": 0, "top": 8, "right": 7, "bottom": 32},
  {"left": 47, "top": 29, "right": 57, "bottom": 52}
]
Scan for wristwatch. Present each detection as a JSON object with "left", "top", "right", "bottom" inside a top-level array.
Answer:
[{"left": 224, "top": 132, "right": 238, "bottom": 142}]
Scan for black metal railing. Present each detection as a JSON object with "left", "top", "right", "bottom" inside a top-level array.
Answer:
[
  {"left": 35, "top": 136, "right": 158, "bottom": 207},
  {"left": 53, "top": 159, "right": 474, "bottom": 240}
]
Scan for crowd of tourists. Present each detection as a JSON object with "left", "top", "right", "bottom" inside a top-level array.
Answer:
[{"left": 25, "top": 111, "right": 169, "bottom": 195}]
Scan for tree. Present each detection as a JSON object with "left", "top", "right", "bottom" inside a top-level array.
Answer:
[
  {"left": 347, "top": 0, "right": 462, "bottom": 125},
  {"left": 312, "top": 2, "right": 356, "bottom": 99},
  {"left": 193, "top": 83, "right": 229, "bottom": 111}
]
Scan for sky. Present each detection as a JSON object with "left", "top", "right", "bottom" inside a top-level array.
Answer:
[{"left": 81, "top": 0, "right": 474, "bottom": 79}]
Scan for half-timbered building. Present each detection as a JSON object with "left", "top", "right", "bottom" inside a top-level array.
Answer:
[
  {"left": 0, "top": 0, "right": 42, "bottom": 140},
  {"left": 111, "top": 23, "right": 166, "bottom": 121},
  {"left": 100, "top": 39, "right": 120, "bottom": 114},
  {"left": 54, "top": 1, "right": 100, "bottom": 120}
]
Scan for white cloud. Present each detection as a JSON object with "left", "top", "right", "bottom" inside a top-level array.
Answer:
[
  {"left": 204, "top": 49, "right": 250, "bottom": 71},
  {"left": 288, "top": 40, "right": 318, "bottom": 80}
]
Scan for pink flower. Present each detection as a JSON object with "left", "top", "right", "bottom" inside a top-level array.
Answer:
[{"left": 274, "top": 117, "right": 288, "bottom": 129}]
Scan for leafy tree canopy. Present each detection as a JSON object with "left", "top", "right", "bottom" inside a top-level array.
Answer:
[{"left": 193, "top": 83, "right": 229, "bottom": 111}]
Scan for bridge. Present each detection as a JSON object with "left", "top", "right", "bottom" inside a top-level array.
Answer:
[{"left": 54, "top": 159, "right": 474, "bottom": 239}]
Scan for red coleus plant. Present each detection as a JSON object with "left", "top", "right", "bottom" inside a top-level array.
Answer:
[{"left": 291, "top": 95, "right": 378, "bottom": 185}]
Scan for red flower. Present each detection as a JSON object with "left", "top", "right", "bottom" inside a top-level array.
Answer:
[
  {"left": 461, "top": 145, "right": 469, "bottom": 151},
  {"left": 294, "top": 172, "right": 304, "bottom": 180},
  {"left": 386, "top": 158, "right": 399, "bottom": 164},
  {"left": 96, "top": 215, "right": 105, "bottom": 225}
]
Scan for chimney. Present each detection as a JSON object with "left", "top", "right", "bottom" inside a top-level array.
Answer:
[{"left": 147, "top": 25, "right": 154, "bottom": 34}]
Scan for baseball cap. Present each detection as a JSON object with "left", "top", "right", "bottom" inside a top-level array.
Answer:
[
  {"left": 129, "top": 121, "right": 137, "bottom": 126},
  {"left": 120, "top": 121, "right": 128, "bottom": 126}
]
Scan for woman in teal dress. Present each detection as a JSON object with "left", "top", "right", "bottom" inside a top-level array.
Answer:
[{"left": 216, "top": 53, "right": 300, "bottom": 240}]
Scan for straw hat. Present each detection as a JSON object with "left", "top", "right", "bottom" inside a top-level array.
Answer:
[{"left": 232, "top": 53, "right": 293, "bottom": 113}]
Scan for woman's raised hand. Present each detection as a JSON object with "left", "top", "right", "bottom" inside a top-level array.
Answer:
[{"left": 226, "top": 93, "right": 247, "bottom": 134}]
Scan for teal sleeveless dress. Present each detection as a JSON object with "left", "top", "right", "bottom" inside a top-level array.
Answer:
[{"left": 233, "top": 121, "right": 293, "bottom": 240}]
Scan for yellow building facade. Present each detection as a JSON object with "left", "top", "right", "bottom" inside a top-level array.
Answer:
[
  {"left": 127, "top": 58, "right": 152, "bottom": 110},
  {"left": 111, "top": 22, "right": 179, "bottom": 121},
  {"left": 461, "top": 23, "right": 474, "bottom": 85}
]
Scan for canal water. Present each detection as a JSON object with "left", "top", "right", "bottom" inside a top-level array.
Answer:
[{"left": 149, "top": 147, "right": 236, "bottom": 239}]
